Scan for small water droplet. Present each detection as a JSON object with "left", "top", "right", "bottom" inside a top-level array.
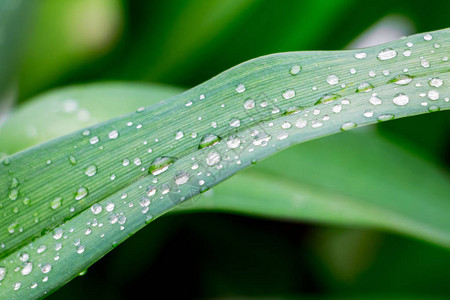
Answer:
[
  {"left": 377, "top": 48, "right": 397, "bottom": 60},
  {"left": 327, "top": 74, "right": 339, "bottom": 85},
  {"left": 226, "top": 136, "right": 241, "bottom": 149},
  {"left": 85, "top": 165, "right": 97, "bottom": 177},
  {"left": 356, "top": 82, "right": 374, "bottom": 93},
  {"left": 50, "top": 197, "right": 63, "bottom": 210},
  {"left": 175, "top": 131, "right": 184, "bottom": 140},
  {"left": 424, "top": 33, "right": 432, "bottom": 41},
  {"left": 108, "top": 130, "right": 119, "bottom": 139},
  {"left": 149, "top": 156, "right": 177, "bottom": 176},
  {"left": 175, "top": 171, "right": 190, "bottom": 185},
  {"left": 354, "top": 52, "right": 367, "bottom": 59},
  {"left": 89, "top": 136, "right": 99, "bottom": 144},
  {"left": 206, "top": 152, "right": 221, "bottom": 166},
  {"left": 377, "top": 114, "right": 395, "bottom": 122},
  {"left": 0, "top": 267, "right": 6, "bottom": 281},
  {"left": 393, "top": 93, "right": 409, "bottom": 106},
  {"left": 229, "top": 118, "right": 241, "bottom": 127},
  {"left": 235, "top": 84, "right": 246, "bottom": 93},
  {"left": 41, "top": 264, "right": 52, "bottom": 274},
  {"left": 290, "top": 65, "right": 302, "bottom": 75},
  {"left": 69, "top": 155, "right": 77, "bottom": 165},
  {"left": 244, "top": 99, "right": 255, "bottom": 109},
  {"left": 421, "top": 58, "right": 430, "bottom": 68},
  {"left": 283, "top": 89, "right": 296, "bottom": 100},
  {"left": 428, "top": 105, "right": 440, "bottom": 112},
  {"left": 53, "top": 228, "right": 63, "bottom": 240},
  {"left": 75, "top": 186, "right": 88, "bottom": 200},
  {"left": 369, "top": 95, "right": 382, "bottom": 105},
  {"left": 91, "top": 203, "right": 102, "bottom": 215},
  {"left": 9, "top": 189, "right": 18, "bottom": 200},
  {"left": 13, "top": 282, "right": 21, "bottom": 290}
]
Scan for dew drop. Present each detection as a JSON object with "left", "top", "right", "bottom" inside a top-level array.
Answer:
[
  {"left": 377, "top": 114, "right": 395, "bottom": 122},
  {"left": 369, "top": 95, "right": 382, "bottom": 105},
  {"left": 149, "top": 156, "right": 177, "bottom": 176},
  {"left": 290, "top": 65, "right": 302, "bottom": 75},
  {"left": 428, "top": 105, "right": 440, "bottom": 112},
  {"left": 295, "top": 119, "right": 307, "bottom": 128},
  {"left": 175, "top": 131, "right": 184, "bottom": 140},
  {"left": 89, "top": 136, "right": 99, "bottom": 144},
  {"left": 199, "top": 134, "right": 221, "bottom": 149},
  {"left": 69, "top": 155, "right": 77, "bottom": 165},
  {"left": 428, "top": 78, "right": 443, "bottom": 88},
  {"left": 393, "top": 93, "right": 409, "bottom": 106},
  {"left": 421, "top": 58, "right": 430, "bottom": 68},
  {"left": 315, "top": 93, "right": 340, "bottom": 105},
  {"left": 75, "top": 186, "right": 88, "bottom": 200},
  {"left": 377, "top": 48, "right": 397, "bottom": 60},
  {"left": 175, "top": 171, "right": 190, "bottom": 185},
  {"left": 244, "top": 99, "right": 255, "bottom": 109},
  {"left": 356, "top": 82, "right": 374, "bottom": 93},
  {"left": 41, "top": 264, "right": 52, "bottom": 274},
  {"left": 283, "top": 89, "right": 296, "bottom": 100},
  {"left": 229, "top": 118, "right": 241, "bottom": 127},
  {"left": 236, "top": 84, "right": 246, "bottom": 93},
  {"left": 226, "top": 136, "right": 241, "bottom": 149},
  {"left": 108, "top": 130, "right": 119, "bottom": 140},
  {"left": 91, "top": 203, "right": 102, "bottom": 215},
  {"left": 327, "top": 74, "right": 339, "bottom": 85},
  {"left": 84, "top": 165, "right": 97, "bottom": 177},
  {"left": 0, "top": 267, "right": 6, "bottom": 281},
  {"left": 50, "top": 197, "right": 63, "bottom": 210},
  {"left": 206, "top": 152, "right": 221, "bottom": 166},
  {"left": 389, "top": 74, "right": 413, "bottom": 85},
  {"left": 427, "top": 90, "right": 439, "bottom": 100},
  {"left": 21, "top": 262, "right": 33, "bottom": 276},
  {"left": 424, "top": 33, "right": 432, "bottom": 41}
]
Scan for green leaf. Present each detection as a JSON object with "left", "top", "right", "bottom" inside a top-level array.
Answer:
[
  {"left": 2, "top": 82, "right": 449, "bottom": 247},
  {"left": 0, "top": 29, "right": 449, "bottom": 298}
]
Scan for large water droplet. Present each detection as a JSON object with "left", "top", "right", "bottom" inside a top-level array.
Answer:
[
  {"left": 85, "top": 165, "right": 97, "bottom": 177},
  {"left": 108, "top": 130, "right": 119, "bottom": 139},
  {"left": 327, "top": 74, "right": 339, "bottom": 85},
  {"left": 428, "top": 78, "right": 443, "bottom": 88},
  {"left": 206, "top": 152, "right": 221, "bottom": 166},
  {"left": 428, "top": 90, "right": 439, "bottom": 100},
  {"left": 356, "top": 82, "right": 374, "bottom": 93},
  {"left": 393, "top": 93, "right": 409, "bottom": 106},
  {"left": 244, "top": 99, "right": 255, "bottom": 109},
  {"left": 229, "top": 118, "right": 241, "bottom": 127},
  {"left": 175, "top": 170, "right": 190, "bottom": 185},
  {"left": 290, "top": 65, "right": 302, "bottom": 75},
  {"left": 149, "top": 156, "right": 177, "bottom": 176},
  {"left": 91, "top": 203, "right": 102, "bottom": 215},
  {"left": 199, "top": 134, "right": 221, "bottom": 149},
  {"left": 236, "top": 84, "right": 246, "bottom": 93},
  {"left": 377, "top": 48, "right": 397, "bottom": 60},
  {"left": 75, "top": 187, "right": 88, "bottom": 200},
  {"left": 21, "top": 262, "right": 33, "bottom": 276},
  {"left": 50, "top": 197, "right": 63, "bottom": 210},
  {"left": 315, "top": 93, "right": 341, "bottom": 105},
  {"left": 389, "top": 74, "right": 413, "bottom": 85},
  {"left": 226, "top": 136, "right": 241, "bottom": 149},
  {"left": 283, "top": 89, "right": 295, "bottom": 100}
]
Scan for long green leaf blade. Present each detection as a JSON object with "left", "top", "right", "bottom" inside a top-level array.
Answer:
[{"left": 0, "top": 29, "right": 449, "bottom": 298}]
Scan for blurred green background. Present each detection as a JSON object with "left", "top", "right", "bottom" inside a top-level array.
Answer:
[{"left": 1, "top": 0, "right": 449, "bottom": 299}]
